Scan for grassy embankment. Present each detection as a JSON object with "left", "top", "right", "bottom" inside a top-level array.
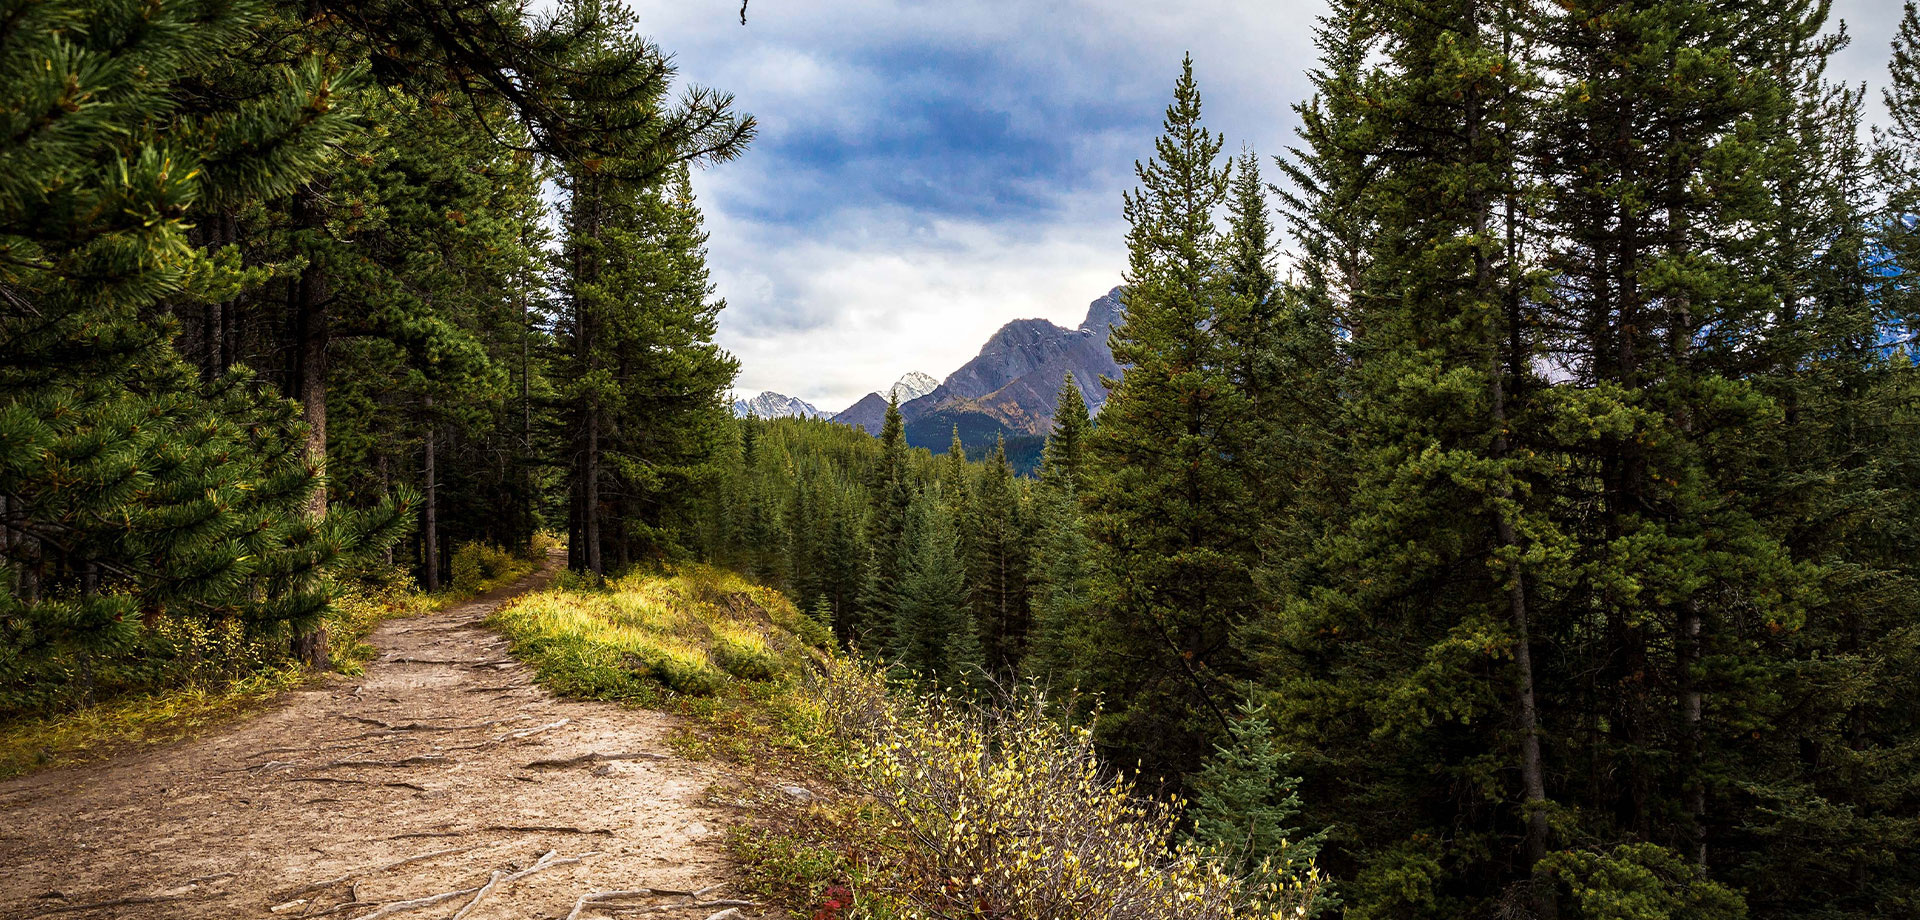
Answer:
[
  {"left": 0, "top": 541, "right": 542, "bottom": 779},
  {"left": 486, "top": 566, "right": 1321, "bottom": 920}
]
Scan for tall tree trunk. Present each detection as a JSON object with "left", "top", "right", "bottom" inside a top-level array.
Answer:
[
  {"left": 288, "top": 181, "right": 331, "bottom": 669},
  {"left": 1473, "top": 10, "right": 1553, "bottom": 909},
  {"left": 585, "top": 405, "right": 603, "bottom": 578},
  {"left": 1668, "top": 195, "right": 1706, "bottom": 869},
  {"left": 423, "top": 395, "right": 440, "bottom": 592}
]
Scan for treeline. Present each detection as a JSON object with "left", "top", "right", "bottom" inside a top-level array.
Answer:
[
  {"left": 1, "top": 0, "right": 744, "bottom": 709},
  {"left": 705, "top": 4, "right": 1920, "bottom": 917}
]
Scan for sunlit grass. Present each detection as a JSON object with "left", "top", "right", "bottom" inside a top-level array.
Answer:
[{"left": 486, "top": 563, "right": 828, "bottom": 704}]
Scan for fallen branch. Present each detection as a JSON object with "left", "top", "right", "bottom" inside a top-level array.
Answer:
[
  {"left": 525, "top": 751, "right": 667, "bottom": 769},
  {"left": 450, "top": 870, "right": 504, "bottom": 920},
  {"left": 345, "top": 885, "right": 480, "bottom": 920}
]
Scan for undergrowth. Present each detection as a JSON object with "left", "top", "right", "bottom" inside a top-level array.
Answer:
[
  {"left": 482, "top": 565, "right": 1321, "bottom": 920},
  {"left": 725, "top": 658, "right": 1323, "bottom": 920},
  {"left": 0, "top": 542, "right": 541, "bottom": 779},
  {"left": 486, "top": 564, "right": 828, "bottom": 707}
]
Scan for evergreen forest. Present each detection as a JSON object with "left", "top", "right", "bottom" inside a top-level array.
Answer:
[{"left": 5, "top": 0, "right": 1920, "bottom": 918}]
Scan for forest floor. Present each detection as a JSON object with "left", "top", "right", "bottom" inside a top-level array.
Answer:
[{"left": 0, "top": 553, "right": 775, "bottom": 920}]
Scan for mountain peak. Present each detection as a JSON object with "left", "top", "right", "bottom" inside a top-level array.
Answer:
[
  {"left": 1079, "top": 286, "right": 1126, "bottom": 336},
  {"left": 732, "top": 391, "right": 826, "bottom": 420},
  {"left": 890, "top": 371, "right": 939, "bottom": 403}
]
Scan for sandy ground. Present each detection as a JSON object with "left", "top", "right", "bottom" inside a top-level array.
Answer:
[{"left": 0, "top": 555, "right": 769, "bottom": 920}]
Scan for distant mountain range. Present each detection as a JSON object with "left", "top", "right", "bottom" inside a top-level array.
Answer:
[
  {"left": 732, "top": 287, "right": 1127, "bottom": 470},
  {"left": 837, "top": 288, "right": 1127, "bottom": 465},
  {"left": 730, "top": 391, "right": 827, "bottom": 420}
]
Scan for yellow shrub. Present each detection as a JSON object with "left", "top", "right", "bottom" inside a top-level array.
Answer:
[{"left": 815, "top": 657, "right": 1322, "bottom": 920}]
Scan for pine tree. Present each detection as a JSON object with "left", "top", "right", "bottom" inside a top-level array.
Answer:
[
  {"left": 0, "top": 0, "right": 403, "bottom": 695},
  {"left": 966, "top": 438, "right": 1029, "bottom": 674},
  {"left": 1190, "top": 700, "right": 1325, "bottom": 897},
  {"left": 1082, "top": 57, "right": 1260, "bottom": 781},
  {"left": 893, "top": 488, "right": 979, "bottom": 681},
  {"left": 1038, "top": 373, "right": 1091, "bottom": 495},
  {"left": 855, "top": 394, "right": 912, "bottom": 652}
]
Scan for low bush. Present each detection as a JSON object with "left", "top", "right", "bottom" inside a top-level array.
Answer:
[
  {"left": 451, "top": 541, "right": 524, "bottom": 593},
  {"left": 809, "top": 656, "right": 1323, "bottom": 920},
  {"left": 0, "top": 570, "right": 438, "bottom": 777}
]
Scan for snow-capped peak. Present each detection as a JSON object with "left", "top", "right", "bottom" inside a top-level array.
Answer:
[
  {"left": 732, "top": 391, "right": 826, "bottom": 420},
  {"left": 889, "top": 371, "right": 939, "bottom": 404}
]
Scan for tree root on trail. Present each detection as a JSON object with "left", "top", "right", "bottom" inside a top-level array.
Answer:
[
  {"left": 525, "top": 751, "right": 667, "bottom": 769},
  {"left": 322, "top": 753, "right": 450, "bottom": 768},
  {"left": 269, "top": 846, "right": 474, "bottom": 902},
  {"left": 284, "top": 775, "right": 428, "bottom": 791}
]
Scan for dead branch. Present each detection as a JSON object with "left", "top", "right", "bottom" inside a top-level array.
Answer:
[
  {"left": 345, "top": 885, "right": 480, "bottom": 920},
  {"left": 525, "top": 751, "right": 666, "bottom": 768},
  {"left": 450, "top": 870, "right": 504, "bottom": 920}
]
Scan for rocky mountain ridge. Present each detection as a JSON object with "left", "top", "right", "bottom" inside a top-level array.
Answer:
[
  {"left": 730, "top": 391, "right": 827, "bottom": 420},
  {"left": 833, "top": 288, "right": 1127, "bottom": 460}
]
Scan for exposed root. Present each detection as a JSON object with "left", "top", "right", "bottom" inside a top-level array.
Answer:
[
  {"left": 321, "top": 753, "right": 450, "bottom": 769},
  {"left": 483, "top": 824, "right": 616, "bottom": 835},
  {"left": 345, "top": 885, "right": 480, "bottom": 920},
  {"left": 525, "top": 751, "right": 667, "bottom": 769},
  {"left": 444, "top": 719, "right": 569, "bottom": 751},
  {"left": 449, "top": 870, "right": 504, "bottom": 920},
  {"left": 285, "top": 777, "right": 429, "bottom": 792},
  {"left": 269, "top": 847, "right": 473, "bottom": 902}
]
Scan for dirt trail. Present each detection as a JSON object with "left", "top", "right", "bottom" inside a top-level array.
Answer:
[{"left": 0, "top": 555, "right": 766, "bottom": 920}]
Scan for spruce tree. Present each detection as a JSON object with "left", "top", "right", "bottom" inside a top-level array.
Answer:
[
  {"left": 1190, "top": 700, "right": 1325, "bottom": 899},
  {"left": 893, "top": 488, "right": 979, "bottom": 682},
  {"left": 1023, "top": 481, "right": 1101, "bottom": 689},
  {"left": 966, "top": 438, "right": 1029, "bottom": 674},
  {"left": 1083, "top": 57, "right": 1260, "bottom": 781},
  {"left": 1038, "top": 373, "right": 1091, "bottom": 495},
  {"left": 855, "top": 394, "right": 912, "bottom": 652}
]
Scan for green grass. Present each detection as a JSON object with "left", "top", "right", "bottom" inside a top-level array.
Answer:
[{"left": 485, "top": 564, "right": 829, "bottom": 706}]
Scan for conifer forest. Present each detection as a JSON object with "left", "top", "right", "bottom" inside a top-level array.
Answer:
[{"left": 5, "top": 0, "right": 1920, "bottom": 918}]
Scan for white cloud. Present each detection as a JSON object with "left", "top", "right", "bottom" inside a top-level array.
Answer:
[{"left": 633, "top": 0, "right": 1903, "bottom": 410}]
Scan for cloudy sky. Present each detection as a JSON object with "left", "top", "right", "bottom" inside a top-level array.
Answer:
[{"left": 627, "top": 0, "right": 1906, "bottom": 413}]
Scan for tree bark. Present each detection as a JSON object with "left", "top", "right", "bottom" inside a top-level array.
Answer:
[
  {"left": 288, "top": 181, "right": 331, "bottom": 669},
  {"left": 423, "top": 395, "right": 440, "bottom": 592}
]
